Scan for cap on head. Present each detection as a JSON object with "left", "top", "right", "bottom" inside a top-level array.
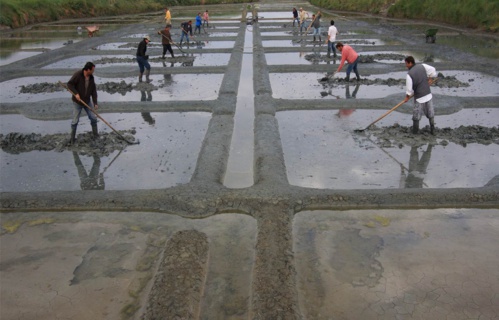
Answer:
[{"left": 144, "top": 35, "right": 150, "bottom": 41}]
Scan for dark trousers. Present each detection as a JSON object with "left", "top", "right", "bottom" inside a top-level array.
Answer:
[{"left": 162, "top": 44, "right": 174, "bottom": 57}]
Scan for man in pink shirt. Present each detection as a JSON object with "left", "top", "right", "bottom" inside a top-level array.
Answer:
[{"left": 335, "top": 42, "right": 360, "bottom": 82}]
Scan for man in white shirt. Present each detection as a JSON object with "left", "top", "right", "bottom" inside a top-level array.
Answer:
[
  {"left": 326, "top": 20, "right": 339, "bottom": 58},
  {"left": 402, "top": 56, "right": 437, "bottom": 134}
]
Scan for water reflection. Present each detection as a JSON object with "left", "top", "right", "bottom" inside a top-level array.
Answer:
[
  {"left": 73, "top": 152, "right": 105, "bottom": 190},
  {"left": 345, "top": 83, "right": 360, "bottom": 99},
  {"left": 140, "top": 90, "right": 153, "bottom": 102},
  {"left": 400, "top": 144, "right": 433, "bottom": 188}
]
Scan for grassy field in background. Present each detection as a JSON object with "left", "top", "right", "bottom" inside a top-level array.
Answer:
[
  {"left": 0, "top": 0, "right": 497, "bottom": 31},
  {"left": 310, "top": 0, "right": 498, "bottom": 32}
]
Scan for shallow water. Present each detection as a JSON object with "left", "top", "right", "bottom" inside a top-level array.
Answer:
[
  {"left": 0, "top": 112, "right": 211, "bottom": 192},
  {"left": 270, "top": 71, "right": 499, "bottom": 99},
  {"left": 293, "top": 208, "right": 499, "bottom": 319},
  {"left": 278, "top": 109, "right": 499, "bottom": 189},
  {"left": 0, "top": 211, "right": 257, "bottom": 320},
  {"left": 0, "top": 74, "right": 223, "bottom": 103}
]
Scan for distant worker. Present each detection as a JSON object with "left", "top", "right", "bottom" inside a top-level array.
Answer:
[
  {"left": 158, "top": 25, "right": 175, "bottom": 59},
  {"left": 179, "top": 20, "right": 193, "bottom": 47},
  {"left": 326, "top": 20, "right": 339, "bottom": 58},
  {"left": 299, "top": 8, "right": 309, "bottom": 34},
  {"left": 292, "top": 8, "right": 299, "bottom": 27},
  {"left": 67, "top": 62, "right": 99, "bottom": 145},
  {"left": 311, "top": 11, "right": 322, "bottom": 42},
  {"left": 164, "top": 7, "right": 171, "bottom": 25},
  {"left": 335, "top": 42, "right": 360, "bottom": 82},
  {"left": 203, "top": 10, "right": 209, "bottom": 27},
  {"left": 136, "top": 36, "right": 151, "bottom": 82},
  {"left": 195, "top": 13, "right": 202, "bottom": 34},
  {"left": 402, "top": 56, "right": 437, "bottom": 134}
]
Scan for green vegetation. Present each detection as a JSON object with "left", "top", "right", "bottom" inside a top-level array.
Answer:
[
  {"left": 310, "top": 0, "right": 499, "bottom": 32},
  {"left": 0, "top": 0, "right": 250, "bottom": 28},
  {"left": 1, "top": 0, "right": 497, "bottom": 31}
]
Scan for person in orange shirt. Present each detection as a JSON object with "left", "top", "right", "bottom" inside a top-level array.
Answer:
[{"left": 335, "top": 42, "right": 360, "bottom": 82}]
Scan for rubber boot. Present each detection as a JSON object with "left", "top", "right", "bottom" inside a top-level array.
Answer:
[
  {"left": 139, "top": 73, "right": 143, "bottom": 82},
  {"left": 161, "top": 54, "right": 165, "bottom": 59},
  {"left": 429, "top": 117, "right": 435, "bottom": 135},
  {"left": 69, "top": 124, "right": 77, "bottom": 145},
  {"left": 345, "top": 75, "right": 350, "bottom": 82},
  {"left": 91, "top": 123, "right": 99, "bottom": 139},
  {"left": 313, "top": 36, "right": 316, "bottom": 42},
  {"left": 412, "top": 120, "right": 419, "bottom": 134},
  {"left": 145, "top": 69, "right": 151, "bottom": 83},
  {"left": 319, "top": 36, "right": 322, "bottom": 42}
]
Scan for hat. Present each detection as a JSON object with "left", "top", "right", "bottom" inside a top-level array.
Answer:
[
  {"left": 300, "top": 7, "right": 303, "bottom": 10},
  {"left": 144, "top": 35, "right": 150, "bottom": 41}
]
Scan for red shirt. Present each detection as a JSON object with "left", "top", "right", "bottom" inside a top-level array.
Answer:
[{"left": 338, "top": 45, "right": 358, "bottom": 70}]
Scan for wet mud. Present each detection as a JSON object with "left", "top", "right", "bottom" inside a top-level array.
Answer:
[
  {"left": 0, "top": 130, "right": 137, "bottom": 156},
  {"left": 367, "top": 124, "right": 499, "bottom": 147}
]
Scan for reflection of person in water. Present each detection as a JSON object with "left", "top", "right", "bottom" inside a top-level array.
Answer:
[
  {"left": 140, "top": 90, "right": 155, "bottom": 125},
  {"left": 140, "top": 90, "right": 152, "bottom": 102},
  {"left": 345, "top": 83, "right": 360, "bottom": 99},
  {"left": 73, "top": 152, "right": 105, "bottom": 190},
  {"left": 401, "top": 144, "right": 433, "bottom": 188}
]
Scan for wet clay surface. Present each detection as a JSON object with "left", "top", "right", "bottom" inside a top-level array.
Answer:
[{"left": 1, "top": 1, "right": 499, "bottom": 319}]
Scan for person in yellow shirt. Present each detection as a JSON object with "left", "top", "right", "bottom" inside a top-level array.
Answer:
[{"left": 164, "top": 7, "right": 171, "bottom": 25}]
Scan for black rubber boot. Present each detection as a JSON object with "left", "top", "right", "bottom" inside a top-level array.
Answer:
[
  {"left": 313, "top": 36, "right": 316, "bottom": 42},
  {"left": 145, "top": 69, "right": 151, "bottom": 83},
  {"left": 139, "top": 73, "right": 143, "bottom": 82},
  {"left": 91, "top": 123, "right": 99, "bottom": 139},
  {"left": 430, "top": 117, "right": 435, "bottom": 135},
  {"left": 69, "top": 124, "right": 77, "bottom": 145},
  {"left": 412, "top": 120, "right": 419, "bottom": 134},
  {"left": 345, "top": 75, "right": 350, "bottom": 82},
  {"left": 161, "top": 54, "right": 165, "bottom": 59}
]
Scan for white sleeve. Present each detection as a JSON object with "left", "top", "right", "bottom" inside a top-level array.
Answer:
[
  {"left": 406, "top": 74, "right": 414, "bottom": 96},
  {"left": 423, "top": 64, "right": 437, "bottom": 78}
]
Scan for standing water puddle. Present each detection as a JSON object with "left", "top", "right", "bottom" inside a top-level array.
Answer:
[
  {"left": 278, "top": 109, "right": 499, "bottom": 189},
  {"left": 0, "top": 112, "right": 211, "bottom": 192},
  {"left": 224, "top": 23, "right": 254, "bottom": 188},
  {"left": 1, "top": 211, "right": 257, "bottom": 320},
  {"left": 293, "top": 209, "right": 499, "bottom": 319},
  {"left": 270, "top": 71, "right": 499, "bottom": 99}
]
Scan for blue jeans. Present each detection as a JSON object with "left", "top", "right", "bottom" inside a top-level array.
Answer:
[
  {"left": 136, "top": 56, "right": 150, "bottom": 73},
  {"left": 327, "top": 41, "right": 337, "bottom": 56},
  {"left": 71, "top": 101, "right": 97, "bottom": 126},
  {"left": 312, "top": 27, "right": 321, "bottom": 36},
  {"left": 293, "top": 17, "right": 299, "bottom": 26},
  {"left": 180, "top": 32, "right": 190, "bottom": 44},
  {"left": 346, "top": 57, "right": 360, "bottom": 79},
  {"left": 300, "top": 21, "right": 308, "bottom": 33}
]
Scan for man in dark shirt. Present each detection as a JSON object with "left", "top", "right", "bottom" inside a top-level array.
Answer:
[
  {"left": 158, "top": 25, "right": 175, "bottom": 59},
  {"left": 67, "top": 61, "right": 99, "bottom": 145},
  {"left": 136, "top": 35, "right": 151, "bottom": 82},
  {"left": 179, "top": 20, "right": 193, "bottom": 47}
]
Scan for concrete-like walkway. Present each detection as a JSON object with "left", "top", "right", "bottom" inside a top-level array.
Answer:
[{"left": 1, "top": 0, "right": 498, "bottom": 319}]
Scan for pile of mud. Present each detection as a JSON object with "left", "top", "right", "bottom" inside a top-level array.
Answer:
[
  {"left": 319, "top": 73, "right": 469, "bottom": 87},
  {"left": 305, "top": 53, "right": 436, "bottom": 64},
  {"left": 92, "top": 56, "right": 195, "bottom": 65},
  {"left": 0, "top": 130, "right": 137, "bottom": 156},
  {"left": 20, "top": 81, "right": 172, "bottom": 95},
  {"left": 365, "top": 124, "right": 499, "bottom": 147}
]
